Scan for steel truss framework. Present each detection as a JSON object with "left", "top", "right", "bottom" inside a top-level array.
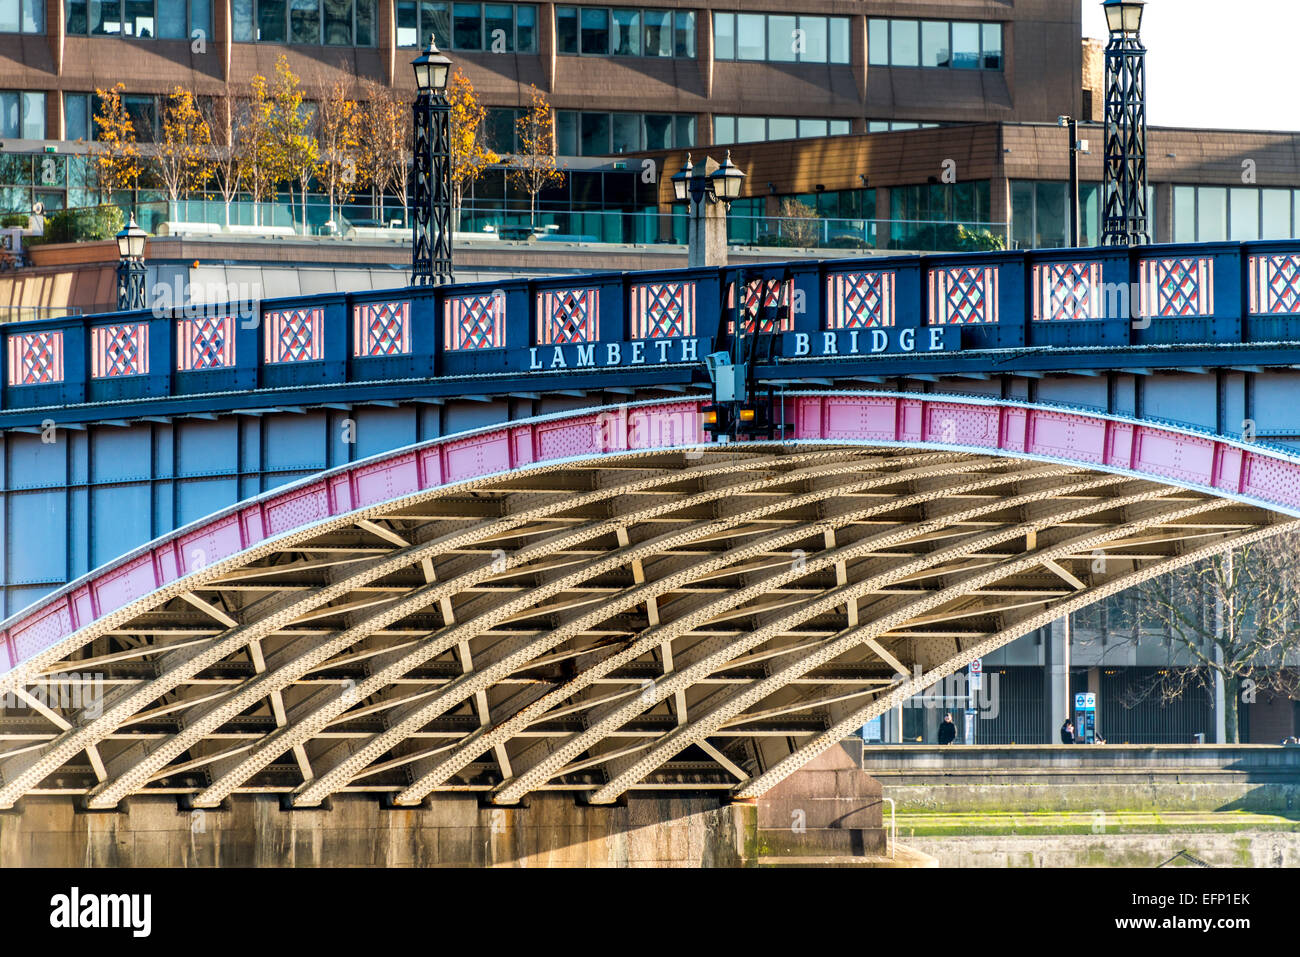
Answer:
[{"left": 0, "top": 395, "right": 1297, "bottom": 810}]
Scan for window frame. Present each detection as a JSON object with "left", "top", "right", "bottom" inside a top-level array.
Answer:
[
  {"left": 559, "top": 6, "right": 695, "bottom": 58},
  {"left": 868, "top": 18, "right": 1004, "bottom": 71}
]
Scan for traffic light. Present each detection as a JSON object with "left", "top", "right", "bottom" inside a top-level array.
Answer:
[
  {"left": 734, "top": 403, "right": 766, "bottom": 438},
  {"left": 702, "top": 403, "right": 732, "bottom": 440}
]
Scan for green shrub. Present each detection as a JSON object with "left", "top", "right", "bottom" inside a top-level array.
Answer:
[
  {"left": 26, "top": 205, "right": 126, "bottom": 246},
  {"left": 0, "top": 213, "right": 27, "bottom": 228},
  {"left": 826, "top": 235, "right": 872, "bottom": 250}
]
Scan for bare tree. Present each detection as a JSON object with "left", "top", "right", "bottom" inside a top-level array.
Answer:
[
  {"left": 1124, "top": 531, "right": 1300, "bottom": 742},
  {"left": 204, "top": 87, "right": 244, "bottom": 228},
  {"left": 357, "top": 80, "right": 410, "bottom": 225}
]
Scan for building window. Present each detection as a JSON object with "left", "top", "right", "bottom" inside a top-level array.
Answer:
[
  {"left": 869, "top": 19, "right": 1003, "bottom": 70},
  {"left": 1011, "top": 180, "right": 1101, "bottom": 249},
  {"left": 557, "top": 7, "right": 694, "bottom": 58},
  {"left": 0, "top": 0, "right": 43, "bottom": 32},
  {"left": 1173, "top": 184, "right": 1299, "bottom": 243},
  {"left": 0, "top": 92, "right": 45, "bottom": 139},
  {"left": 225, "top": 0, "right": 377, "bottom": 44},
  {"left": 713, "top": 115, "right": 850, "bottom": 145},
  {"left": 712, "top": 12, "right": 849, "bottom": 64},
  {"left": 866, "top": 120, "right": 942, "bottom": 133},
  {"left": 397, "top": 2, "right": 534, "bottom": 51},
  {"left": 555, "top": 110, "right": 694, "bottom": 156},
  {"left": 68, "top": 0, "right": 212, "bottom": 38}
]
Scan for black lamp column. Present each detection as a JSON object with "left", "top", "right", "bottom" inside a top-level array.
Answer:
[
  {"left": 411, "top": 36, "right": 454, "bottom": 286},
  {"left": 1101, "top": 0, "right": 1150, "bottom": 246},
  {"left": 115, "top": 214, "right": 148, "bottom": 311}
]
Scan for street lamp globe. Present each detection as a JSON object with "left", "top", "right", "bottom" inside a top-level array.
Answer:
[
  {"left": 711, "top": 151, "right": 745, "bottom": 202},
  {"left": 412, "top": 35, "right": 452, "bottom": 92},
  {"left": 116, "top": 215, "right": 146, "bottom": 260},
  {"left": 671, "top": 154, "right": 693, "bottom": 202},
  {"left": 1102, "top": 0, "right": 1145, "bottom": 36}
]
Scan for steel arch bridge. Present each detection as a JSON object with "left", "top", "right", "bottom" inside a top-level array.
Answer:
[{"left": 1, "top": 391, "right": 1297, "bottom": 810}]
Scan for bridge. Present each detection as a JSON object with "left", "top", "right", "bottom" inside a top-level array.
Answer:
[{"left": 2, "top": 239, "right": 1300, "bottom": 829}]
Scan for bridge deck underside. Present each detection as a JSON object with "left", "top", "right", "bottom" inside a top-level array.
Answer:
[{"left": 0, "top": 444, "right": 1292, "bottom": 810}]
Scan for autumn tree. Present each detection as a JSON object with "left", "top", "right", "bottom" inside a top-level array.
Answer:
[
  {"left": 154, "top": 87, "right": 214, "bottom": 207},
  {"left": 357, "top": 80, "right": 410, "bottom": 224},
  {"left": 447, "top": 68, "right": 498, "bottom": 224},
  {"left": 92, "top": 83, "right": 143, "bottom": 202},
  {"left": 1122, "top": 531, "right": 1300, "bottom": 743},
  {"left": 315, "top": 78, "right": 361, "bottom": 228},
  {"left": 264, "top": 55, "right": 318, "bottom": 234},
  {"left": 507, "top": 85, "right": 565, "bottom": 229},
  {"left": 236, "top": 74, "right": 276, "bottom": 226},
  {"left": 203, "top": 86, "right": 244, "bottom": 227}
]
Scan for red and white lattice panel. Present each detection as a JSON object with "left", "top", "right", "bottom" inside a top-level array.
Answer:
[
  {"left": 727, "top": 278, "right": 795, "bottom": 334},
  {"left": 631, "top": 281, "right": 696, "bottom": 339},
  {"left": 264, "top": 307, "right": 325, "bottom": 364},
  {"left": 1248, "top": 254, "right": 1300, "bottom": 315},
  {"left": 826, "top": 271, "right": 895, "bottom": 329},
  {"left": 7, "top": 330, "right": 64, "bottom": 386},
  {"left": 91, "top": 323, "right": 149, "bottom": 378},
  {"left": 353, "top": 301, "right": 412, "bottom": 357},
  {"left": 1138, "top": 257, "right": 1215, "bottom": 318},
  {"left": 928, "top": 266, "right": 1000, "bottom": 325},
  {"left": 177, "top": 316, "right": 236, "bottom": 371},
  {"left": 536, "top": 288, "right": 600, "bottom": 345},
  {"left": 1032, "top": 261, "right": 1104, "bottom": 321},
  {"left": 444, "top": 293, "right": 505, "bottom": 351}
]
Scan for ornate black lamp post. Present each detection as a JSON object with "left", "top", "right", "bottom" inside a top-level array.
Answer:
[
  {"left": 115, "top": 214, "right": 148, "bottom": 311},
  {"left": 1101, "top": 0, "right": 1150, "bottom": 246},
  {"left": 410, "top": 36, "right": 453, "bottom": 286}
]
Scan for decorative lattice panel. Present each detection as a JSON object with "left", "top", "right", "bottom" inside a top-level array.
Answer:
[
  {"left": 91, "top": 323, "right": 149, "bottom": 378},
  {"left": 1248, "top": 254, "right": 1300, "bottom": 315},
  {"left": 264, "top": 307, "right": 325, "bottom": 364},
  {"left": 1032, "top": 262, "right": 1105, "bottom": 321},
  {"left": 537, "top": 288, "right": 600, "bottom": 345},
  {"left": 928, "top": 266, "right": 1000, "bottom": 325},
  {"left": 177, "top": 316, "right": 237, "bottom": 371},
  {"left": 631, "top": 282, "right": 696, "bottom": 339},
  {"left": 7, "top": 330, "right": 64, "bottom": 386},
  {"left": 353, "top": 301, "right": 412, "bottom": 357},
  {"left": 444, "top": 293, "right": 506, "bottom": 351},
  {"left": 728, "top": 278, "right": 794, "bottom": 333},
  {"left": 826, "top": 271, "right": 896, "bottom": 329},
  {"left": 1138, "top": 257, "right": 1215, "bottom": 318}
]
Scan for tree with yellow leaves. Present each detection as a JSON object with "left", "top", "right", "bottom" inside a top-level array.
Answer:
[
  {"left": 507, "top": 85, "right": 565, "bottom": 230},
  {"left": 316, "top": 78, "right": 362, "bottom": 229},
  {"left": 236, "top": 74, "right": 276, "bottom": 226},
  {"left": 264, "top": 55, "right": 318, "bottom": 234},
  {"left": 155, "top": 86, "right": 214, "bottom": 207},
  {"left": 447, "top": 68, "right": 498, "bottom": 224},
  {"left": 92, "top": 83, "right": 143, "bottom": 203}
]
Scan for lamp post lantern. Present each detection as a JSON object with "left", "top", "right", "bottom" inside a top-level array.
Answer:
[
  {"left": 1100, "top": 0, "right": 1150, "bottom": 246},
  {"left": 410, "top": 35, "right": 454, "bottom": 286},
  {"left": 115, "top": 214, "right": 148, "bottom": 311},
  {"left": 671, "top": 150, "right": 746, "bottom": 268}
]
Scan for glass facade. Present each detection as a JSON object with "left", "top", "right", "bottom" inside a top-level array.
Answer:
[
  {"left": 866, "top": 120, "right": 941, "bottom": 133},
  {"left": 0, "top": 0, "right": 43, "bottom": 32},
  {"left": 1011, "top": 180, "right": 1102, "bottom": 249},
  {"left": 557, "top": 7, "right": 694, "bottom": 57},
  {"left": 712, "top": 12, "right": 849, "bottom": 64},
  {"left": 1173, "top": 184, "right": 1300, "bottom": 242},
  {"left": 397, "top": 3, "right": 534, "bottom": 50},
  {"left": 714, "top": 115, "right": 851, "bottom": 145},
  {"left": 554, "top": 110, "right": 695, "bottom": 156},
  {"left": 869, "top": 19, "right": 1003, "bottom": 70},
  {"left": 63, "top": 91, "right": 159, "bottom": 142},
  {"left": 67, "top": 0, "right": 211, "bottom": 38},
  {"left": 230, "top": 0, "right": 375, "bottom": 44}
]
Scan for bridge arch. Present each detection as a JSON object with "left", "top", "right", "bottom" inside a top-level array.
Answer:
[{"left": 0, "top": 393, "right": 1297, "bottom": 810}]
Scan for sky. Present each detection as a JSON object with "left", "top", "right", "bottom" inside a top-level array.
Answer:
[{"left": 1080, "top": 0, "right": 1298, "bottom": 131}]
